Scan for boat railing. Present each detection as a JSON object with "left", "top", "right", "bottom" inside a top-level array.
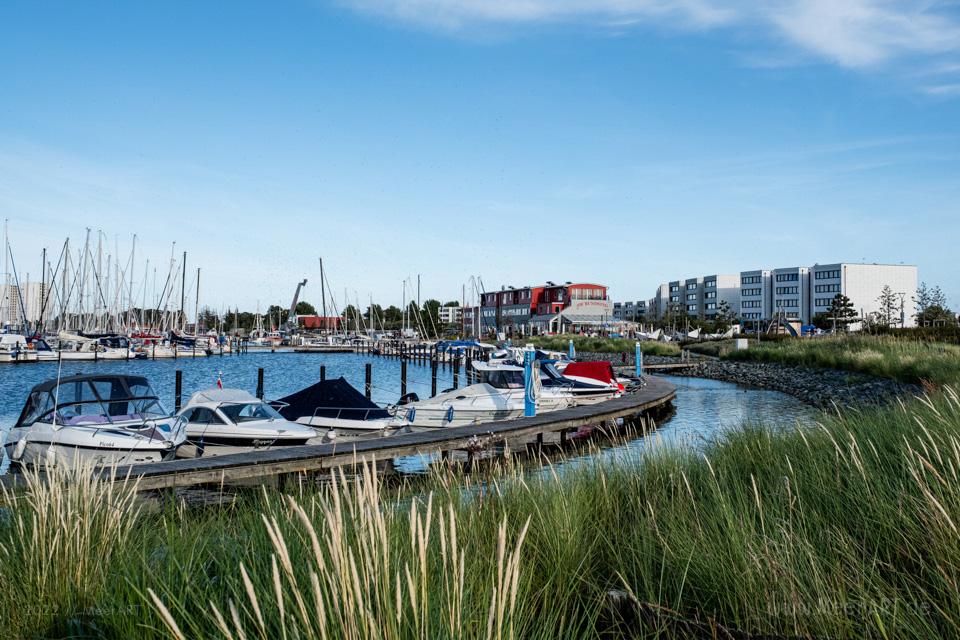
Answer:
[{"left": 305, "top": 405, "right": 396, "bottom": 422}]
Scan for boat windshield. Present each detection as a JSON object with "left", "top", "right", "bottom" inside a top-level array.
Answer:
[
  {"left": 16, "top": 376, "right": 168, "bottom": 428},
  {"left": 219, "top": 402, "right": 283, "bottom": 423},
  {"left": 479, "top": 369, "right": 525, "bottom": 389}
]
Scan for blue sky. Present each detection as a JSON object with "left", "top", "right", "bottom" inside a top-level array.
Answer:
[{"left": 1, "top": 1, "right": 958, "bottom": 311}]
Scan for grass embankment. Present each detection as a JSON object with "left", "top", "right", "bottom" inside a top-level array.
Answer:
[
  {"left": 525, "top": 335, "right": 679, "bottom": 357},
  {"left": 5, "top": 388, "right": 960, "bottom": 638},
  {"left": 723, "top": 335, "right": 960, "bottom": 386}
]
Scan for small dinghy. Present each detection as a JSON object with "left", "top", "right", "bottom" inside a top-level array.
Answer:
[
  {"left": 3, "top": 374, "right": 186, "bottom": 469},
  {"left": 176, "top": 388, "right": 317, "bottom": 458},
  {"left": 276, "top": 377, "right": 411, "bottom": 442}
]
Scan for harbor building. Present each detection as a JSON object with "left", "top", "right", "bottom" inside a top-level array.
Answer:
[
  {"left": 702, "top": 275, "right": 740, "bottom": 320},
  {"left": 739, "top": 269, "right": 771, "bottom": 327},
  {"left": 439, "top": 305, "right": 462, "bottom": 325},
  {"left": 469, "top": 281, "right": 611, "bottom": 336},
  {"left": 771, "top": 266, "right": 810, "bottom": 323},
  {"left": 683, "top": 277, "right": 704, "bottom": 318},
  {"left": 809, "top": 263, "right": 918, "bottom": 327},
  {"left": 613, "top": 300, "right": 648, "bottom": 322}
]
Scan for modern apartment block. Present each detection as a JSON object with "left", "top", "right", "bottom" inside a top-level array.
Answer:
[
  {"left": 683, "top": 277, "right": 703, "bottom": 317},
  {"left": 771, "top": 266, "right": 810, "bottom": 322},
  {"left": 613, "top": 300, "right": 648, "bottom": 322},
  {"left": 738, "top": 270, "right": 771, "bottom": 324},
  {"left": 809, "top": 263, "right": 918, "bottom": 326},
  {"left": 702, "top": 274, "right": 740, "bottom": 319}
]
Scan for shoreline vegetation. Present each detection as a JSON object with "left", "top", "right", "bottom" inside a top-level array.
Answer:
[
  {"left": 4, "top": 334, "right": 960, "bottom": 638},
  {"left": 4, "top": 388, "right": 960, "bottom": 638}
]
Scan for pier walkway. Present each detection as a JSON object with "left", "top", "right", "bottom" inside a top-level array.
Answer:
[{"left": 2, "top": 376, "right": 675, "bottom": 492}]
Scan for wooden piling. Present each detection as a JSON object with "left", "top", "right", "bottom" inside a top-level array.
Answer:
[
  {"left": 365, "top": 363, "right": 372, "bottom": 400},
  {"left": 256, "top": 368, "right": 264, "bottom": 399},
  {"left": 174, "top": 370, "right": 183, "bottom": 412}
]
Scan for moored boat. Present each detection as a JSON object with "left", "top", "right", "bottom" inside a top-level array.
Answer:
[{"left": 3, "top": 374, "right": 186, "bottom": 469}]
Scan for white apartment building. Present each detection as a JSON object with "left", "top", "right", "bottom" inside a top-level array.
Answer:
[
  {"left": 739, "top": 269, "right": 771, "bottom": 325},
  {"left": 810, "top": 263, "right": 918, "bottom": 327},
  {"left": 702, "top": 274, "right": 740, "bottom": 319},
  {"left": 439, "top": 305, "right": 463, "bottom": 324},
  {"left": 683, "top": 277, "right": 703, "bottom": 317},
  {"left": 771, "top": 266, "right": 810, "bottom": 323}
]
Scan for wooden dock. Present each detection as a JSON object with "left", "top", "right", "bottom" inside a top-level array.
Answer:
[{"left": 2, "top": 377, "right": 675, "bottom": 492}]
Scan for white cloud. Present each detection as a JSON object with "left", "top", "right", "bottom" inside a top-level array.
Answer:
[
  {"left": 923, "top": 83, "right": 960, "bottom": 95},
  {"left": 766, "top": 0, "right": 960, "bottom": 67},
  {"left": 340, "top": 0, "right": 960, "bottom": 72}
]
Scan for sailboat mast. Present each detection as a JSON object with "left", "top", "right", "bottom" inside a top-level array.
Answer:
[
  {"left": 319, "top": 258, "right": 327, "bottom": 333},
  {"left": 195, "top": 267, "right": 201, "bottom": 333},
  {"left": 179, "top": 251, "right": 187, "bottom": 332}
]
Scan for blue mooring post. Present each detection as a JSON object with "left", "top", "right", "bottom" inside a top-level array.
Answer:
[
  {"left": 524, "top": 347, "right": 536, "bottom": 417},
  {"left": 568, "top": 338, "right": 575, "bottom": 360},
  {"left": 635, "top": 342, "right": 643, "bottom": 377}
]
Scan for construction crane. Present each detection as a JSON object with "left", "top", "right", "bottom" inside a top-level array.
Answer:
[{"left": 283, "top": 278, "right": 308, "bottom": 333}]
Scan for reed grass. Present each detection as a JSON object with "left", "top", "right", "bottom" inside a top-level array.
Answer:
[
  {"left": 725, "top": 334, "right": 960, "bottom": 386},
  {"left": 4, "top": 388, "right": 960, "bottom": 638}
]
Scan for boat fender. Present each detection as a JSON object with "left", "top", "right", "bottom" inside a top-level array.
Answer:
[
  {"left": 445, "top": 406, "right": 454, "bottom": 424},
  {"left": 398, "top": 392, "right": 420, "bottom": 405},
  {"left": 407, "top": 408, "right": 416, "bottom": 423},
  {"left": 12, "top": 438, "right": 26, "bottom": 461}
]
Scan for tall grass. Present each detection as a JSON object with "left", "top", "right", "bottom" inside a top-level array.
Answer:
[
  {"left": 725, "top": 334, "right": 960, "bottom": 385},
  {"left": 5, "top": 388, "right": 960, "bottom": 638}
]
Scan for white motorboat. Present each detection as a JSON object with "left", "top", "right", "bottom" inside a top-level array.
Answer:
[
  {"left": 176, "top": 388, "right": 317, "bottom": 458},
  {"left": 0, "top": 334, "right": 37, "bottom": 363},
  {"left": 3, "top": 374, "right": 186, "bottom": 469},
  {"left": 56, "top": 331, "right": 135, "bottom": 360},
  {"left": 276, "top": 376, "right": 411, "bottom": 442},
  {"left": 396, "top": 361, "right": 570, "bottom": 430}
]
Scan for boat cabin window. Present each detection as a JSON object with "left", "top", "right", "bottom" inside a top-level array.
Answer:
[
  {"left": 17, "top": 378, "right": 167, "bottom": 427},
  {"left": 480, "top": 369, "right": 525, "bottom": 389},
  {"left": 182, "top": 407, "right": 225, "bottom": 425},
  {"left": 219, "top": 402, "right": 283, "bottom": 423}
]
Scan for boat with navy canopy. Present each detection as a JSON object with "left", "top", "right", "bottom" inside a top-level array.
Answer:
[
  {"left": 176, "top": 388, "right": 318, "bottom": 457},
  {"left": 275, "top": 377, "right": 411, "bottom": 442},
  {"left": 3, "top": 374, "right": 186, "bottom": 468}
]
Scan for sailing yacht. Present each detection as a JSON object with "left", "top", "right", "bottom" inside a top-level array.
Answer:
[{"left": 56, "top": 331, "right": 137, "bottom": 360}]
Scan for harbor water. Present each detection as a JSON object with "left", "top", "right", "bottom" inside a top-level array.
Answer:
[{"left": 0, "top": 353, "right": 814, "bottom": 475}]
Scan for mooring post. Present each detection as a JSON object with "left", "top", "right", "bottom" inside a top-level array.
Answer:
[
  {"left": 635, "top": 342, "right": 643, "bottom": 377},
  {"left": 431, "top": 358, "right": 438, "bottom": 397},
  {"left": 320, "top": 365, "right": 326, "bottom": 382},
  {"left": 365, "top": 363, "right": 372, "bottom": 400},
  {"left": 452, "top": 355, "right": 459, "bottom": 389},
  {"left": 401, "top": 359, "right": 407, "bottom": 397},
  {"left": 465, "top": 353, "right": 472, "bottom": 384},
  {"left": 174, "top": 369, "right": 183, "bottom": 412},
  {"left": 256, "top": 367, "right": 264, "bottom": 399},
  {"left": 523, "top": 346, "right": 536, "bottom": 417}
]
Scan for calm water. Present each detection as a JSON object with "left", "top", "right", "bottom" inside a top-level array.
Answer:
[{"left": 0, "top": 353, "right": 814, "bottom": 474}]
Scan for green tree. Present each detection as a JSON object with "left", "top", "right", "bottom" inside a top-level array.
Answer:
[
  {"left": 876, "top": 285, "right": 898, "bottom": 327},
  {"left": 825, "top": 294, "right": 857, "bottom": 331},
  {"left": 714, "top": 300, "right": 737, "bottom": 332},
  {"left": 295, "top": 300, "right": 317, "bottom": 316},
  {"left": 382, "top": 305, "right": 402, "bottom": 330}
]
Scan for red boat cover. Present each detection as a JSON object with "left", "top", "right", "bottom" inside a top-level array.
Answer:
[{"left": 563, "top": 361, "right": 616, "bottom": 384}]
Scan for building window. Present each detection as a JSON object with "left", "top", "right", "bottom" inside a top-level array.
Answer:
[
  {"left": 775, "top": 286, "right": 799, "bottom": 294},
  {"left": 686, "top": 304, "right": 697, "bottom": 312},
  {"left": 775, "top": 273, "right": 799, "bottom": 282},
  {"left": 815, "top": 284, "right": 841, "bottom": 293},
  {"left": 815, "top": 298, "right": 837, "bottom": 307},
  {"left": 742, "top": 288, "right": 762, "bottom": 296},
  {"left": 742, "top": 300, "right": 761, "bottom": 309},
  {"left": 741, "top": 275, "right": 762, "bottom": 285},
  {"left": 775, "top": 299, "right": 798, "bottom": 308},
  {"left": 670, "top": 295, "right": 679, "bottom": 303},
  {"left": 670, "top": 285, "right": 679, "bottom": 292},
  {"left": 686, "top": 283, "right": 698, "bottom": 290},
  {"left": 815, "top": 270, "right": 841, "bottom": 280},
  {"left": 686, "top": 293, "right": 697, "bottom": 301},
  {"left": 704, "top": 280, "right": 716, "bottom": 288},
  {"left": 705, "top": 302, "right": 717, "bottom": 310},
  {"left": 705, "top": 291, "right": 717, "bottom": 299}
]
